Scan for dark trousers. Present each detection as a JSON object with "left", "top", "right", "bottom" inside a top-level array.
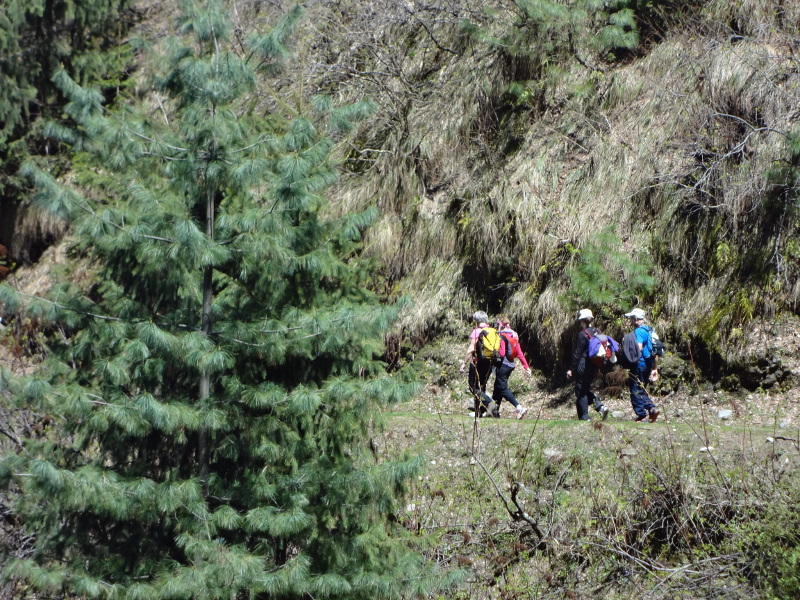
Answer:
[
  {"left": 628, "top": 365, "right": 656, "bottom": 418},
  {"left": 492, "top": 363, "right": 520, "bottom": 408},
  {"left": 468, "top": 361, "right": 493, "bottom": 410},
  {"left": 575, "top": 366, "right": 602, "bottom": 420}
]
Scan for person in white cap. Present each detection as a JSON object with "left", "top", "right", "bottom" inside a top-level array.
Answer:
[
  {"left": 623, "top": 307, "right": 659, "bottom": 422},
  {"left": 566, "top": 308, "right": 610, "bottom": 421}
]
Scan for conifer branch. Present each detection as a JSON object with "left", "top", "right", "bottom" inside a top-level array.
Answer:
[
  {"left": 98, "top": 104, "right": 190, "bottom": 154},
  {"left": 152, "top": 92, "right": 171, "bottom": 126},
  {"left": 230, "top": 134, "right": 275, "bottom": 154},
  {"left": 84, "top": 394, "right": 113, "bottom": 406},
  {"left": 13, "top": 292, "right": 123, "bottom": 322},
  {"left": 9, "top": 290, "right": 358, "bottom": 349},
  {"left": 25, "top": 164, "right": 176, "bottom": 243}
]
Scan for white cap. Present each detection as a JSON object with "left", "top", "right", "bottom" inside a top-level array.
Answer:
[
  {"left": 577, "top": 308, "right": 594, "bottom": 321},
  {"left": 624, "top": 308, "right": 647, "bottom": 320}
]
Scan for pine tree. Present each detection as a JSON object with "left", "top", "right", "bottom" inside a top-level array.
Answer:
[
  {"left": 0, "top": 0, "right": 133, "bottom": 207},
  {"left": 0, "top": 3, "right": 450, "bottom": 598},
  {"left": 565, "top": 225, "right": 656, "bottom": 311},
  {"left": 0, "top": 0, "right": 133, "bottom": 145}
]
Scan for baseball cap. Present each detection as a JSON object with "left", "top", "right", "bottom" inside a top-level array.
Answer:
[
  {"left": 577, "top": 308, "right": 594, "bottom": 321},
  {"left": 624, "top": 308, "right": 647, "bottom": 320}
]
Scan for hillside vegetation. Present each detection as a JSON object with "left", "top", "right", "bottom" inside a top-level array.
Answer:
[
  {"left": 260, "top": 0, "right": 800, "bottom": 381},
  {"left": 4, "top": 1, "right": 800, "bottom": 381}
]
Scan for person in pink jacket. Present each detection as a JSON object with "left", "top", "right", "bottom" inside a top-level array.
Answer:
[
  {"left": 493, "top": 316, "right": 532, "bottom": 418},
  {"left": 459, "top": 310, "right": 495, "bottom": 414}
]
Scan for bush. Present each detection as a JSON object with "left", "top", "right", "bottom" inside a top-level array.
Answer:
[{"left": 727, "top": 471, "right": 800, "bottom": 598}]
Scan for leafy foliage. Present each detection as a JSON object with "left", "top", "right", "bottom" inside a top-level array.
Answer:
[{"left": 0, "top": 3, "right": 450, "bottom": 598}]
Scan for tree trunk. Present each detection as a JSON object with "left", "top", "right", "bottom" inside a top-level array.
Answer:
[{"left": 198, "top": 189, "right": 214, "bottom": 483}]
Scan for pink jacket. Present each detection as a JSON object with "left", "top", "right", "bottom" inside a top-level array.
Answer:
[{"left": 499, "top": 327, "right": 530, "bottom": 370}]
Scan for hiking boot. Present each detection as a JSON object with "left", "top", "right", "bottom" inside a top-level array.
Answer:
[
  {"left": 634, "top": 415, "right": 647, "bottom": 422},
  {"left": 600, "top": 406, "right": 610, "bottom": 421},
  {"left": 648, "top": 408, "right": 660, "bottom": 423},
  {"left": 515, "top": 406, "right": 529, "bottom": 420}
]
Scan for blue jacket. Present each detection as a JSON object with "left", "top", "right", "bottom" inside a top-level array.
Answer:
[{"left": 634, "top": 325, "right": 653, "bottom": 370}]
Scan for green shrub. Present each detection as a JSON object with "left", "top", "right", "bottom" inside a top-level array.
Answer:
[
  {"left": 727, "top": 472, "right": 800, "bottom": 598},
  {"left": 564, "top": 225, "right": 656, "bottom": 312}
]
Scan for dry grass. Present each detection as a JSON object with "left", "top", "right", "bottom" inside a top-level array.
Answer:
[
  {"left": 3, "top": 243, "right": 69, "bottom": 298},
  {"left": 10, "top": 204, "right": 68, "bottom": 264},
  {"left": 706, "top": 0, "right": 800, "bottom": 37}
]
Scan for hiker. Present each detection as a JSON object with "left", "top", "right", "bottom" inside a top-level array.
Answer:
[
  {"left": 459, "top": 311, "right": 497, "bottom": 416},
  {"left": 623, "top": 307, "right": 659, "bottom": 422},
  {"left": 494, "top": 316, "right": 532, "bottom": 419},
  {"left": 566, "top": 308, "right": 610, "bottom": 421}
]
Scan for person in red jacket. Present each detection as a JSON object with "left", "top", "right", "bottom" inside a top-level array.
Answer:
[{"left": 493, "top": 316, "right": 532, "bottom": 418}]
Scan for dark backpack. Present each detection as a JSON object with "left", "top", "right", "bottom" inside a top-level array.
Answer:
[
  {"left": 476, "top": 327, "right": 502, "bottom": 363},
  {"left": 617, "top": 331, "right": 642, "bottom": 369},
  {"left": 585, "top": 329, "right": 619, "bottom": 367}
]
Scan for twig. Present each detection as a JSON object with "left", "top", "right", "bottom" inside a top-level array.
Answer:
[{"left": 438, "top": 416, "right": 544, "bottom": 541}]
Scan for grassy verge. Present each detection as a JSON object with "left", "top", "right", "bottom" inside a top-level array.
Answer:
[{"left": 380, "top": 385, "right": 800, "bottom": 598}]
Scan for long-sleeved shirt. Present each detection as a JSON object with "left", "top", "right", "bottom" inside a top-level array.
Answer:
[
  {"left": 570, "top": 327, "right": 597, "bottom": 374},
  {"left": 499, "top": 327, "right": 530, "bottom": 370}
]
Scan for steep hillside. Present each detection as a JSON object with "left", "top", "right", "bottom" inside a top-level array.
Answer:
[{"left": 248, "top": 0, "right": 800, "bottom": 384}]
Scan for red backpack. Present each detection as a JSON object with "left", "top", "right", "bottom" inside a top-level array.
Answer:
[{"left": 497, "top": 332, "right": 519, "bottom": 363}]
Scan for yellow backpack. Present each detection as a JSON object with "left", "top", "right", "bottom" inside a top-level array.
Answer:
[{"left": 477, "top": 327, "right": 502, "bottom": 363}]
